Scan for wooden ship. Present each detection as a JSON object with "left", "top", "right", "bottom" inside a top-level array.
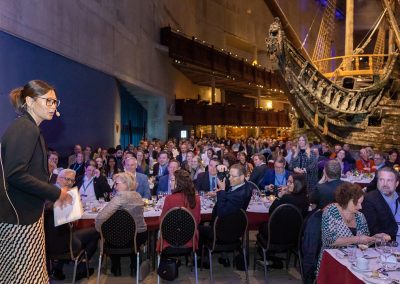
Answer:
[{"left": 264, "top": 0, "right": 400, "bottom": 150}]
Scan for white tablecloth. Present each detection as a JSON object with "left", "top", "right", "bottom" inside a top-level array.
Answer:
[
  {"left": 81, "top": 197, "right": 270, "bottom": 219},
  {"left": 326, "top": 248, "right": 400, "bottom": 283}
]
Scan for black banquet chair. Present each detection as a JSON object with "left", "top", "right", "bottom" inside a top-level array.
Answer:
[
  {"left": 96, "top": 209, "right": 146, "bottom": 284},
  {"left": 299, "top": 209, "right": 322, "bottom": 284},
  {"left": 44, "top": 210, "right": 89, "bottom": 284},
  {"left": 157, "top": 207, "right": 198, "bottom": 284},
  {"left": 254, "top": 204, "right": 303, "bottom": 284},
  {"left": 202, "top": 208, "right": 249, "bottom": 284}
]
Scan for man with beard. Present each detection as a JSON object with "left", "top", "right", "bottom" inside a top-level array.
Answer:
[{"left": 362, "top": 167, "right": 400, "bottom": 242}]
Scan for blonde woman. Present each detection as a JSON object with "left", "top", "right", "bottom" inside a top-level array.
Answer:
[
  {"left": 95, "top": 172, "right": 147, "bottom": 276},
  {"left": 190, "top": 155, "right": 205, "bottom": 182},
  {"left": 289, "top": 135, "right": 318, "bottom": 192}
]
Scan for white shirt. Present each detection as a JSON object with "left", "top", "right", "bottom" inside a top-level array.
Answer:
[{"left": 79, "top": 176, "right": 97, "bottom": 203}]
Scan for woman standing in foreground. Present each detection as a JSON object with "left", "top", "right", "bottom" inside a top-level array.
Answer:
[{"left": 0, "top": 80, "right": 72, "bottom": 283}]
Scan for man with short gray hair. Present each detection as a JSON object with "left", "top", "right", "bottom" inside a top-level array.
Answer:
[{"left": 310, "top": 159, "right": 344, "bottom": 209}]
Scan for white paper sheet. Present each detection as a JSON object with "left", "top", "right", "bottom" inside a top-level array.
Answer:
[{"left": 53, "top": 187, "right": 83, "bottom": 226}]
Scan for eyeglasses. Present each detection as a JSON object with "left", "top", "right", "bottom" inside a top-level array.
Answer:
[
  {"left": 36, "top": 97, "right": 61, "bottom": 107},
  {"left": 60, "top": 176, "right": 75, "bottom": 183},
  {"left": 229, "top": 174, "right": 242, "bottom": 178}
]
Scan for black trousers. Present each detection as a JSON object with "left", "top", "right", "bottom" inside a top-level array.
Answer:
[{"left": 54, "top": 227, "right": 100, "bottom": 272}]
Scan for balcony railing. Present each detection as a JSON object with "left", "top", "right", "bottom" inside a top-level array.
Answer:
[
  {"left": 313, "top": 54, "right": 389, "bottom": 79},
  {"left": 175, "top": 99, "right": 290, "bottom": 127}
]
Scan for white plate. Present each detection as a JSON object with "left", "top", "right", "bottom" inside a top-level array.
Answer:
[
  {"left": 350, "top": 263, "right": 372, "bottom": 273},
  {"left": 363, "top": 274, "right": 390, "bottom": 284}
]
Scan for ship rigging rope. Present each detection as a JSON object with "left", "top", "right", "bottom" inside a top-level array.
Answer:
[
  {"left": 353, "top": 8, "right": 387, "bottom": 54},
  {"left": 301, "top": 4, "right": 322, "bottom": 48}
]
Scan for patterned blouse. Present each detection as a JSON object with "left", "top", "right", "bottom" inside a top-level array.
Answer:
[
  {"left": 289, "top": 149, "right": 318, "bottom": 192},
  {"left": 317, "top": 203, "right": 370, "bottom": 273}
]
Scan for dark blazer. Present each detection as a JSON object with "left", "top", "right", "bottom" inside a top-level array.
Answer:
[
  {"left": 157, "top": 174, "right": 170, "bottom": 194},
  {"left": 0, "top": 113, "right": 60, "bottom": 225},
  {"left": 310, "top": 179, "right": 344, "bottom": 209},
  {"left": 260, "top": 169, "right": 291, "bottom": 189},
  {"left": 176, "top": 153, "right": 186, "bottom": 165},
  {"left": 361, "top": 190, "right": 398, "bottom": 241},
  {"left": 76, "top": 175, "right": 112, "bottom": 200},
  {"left": 69, "top": 162, "right": 85, "bottom": 178},
  {"left": 195, "top": 172, "right": 217, "bottom": 192},
  {"left": 212, "top": 182, "right": 252, "bottom": 219},
  {"left": 269, "top": 193, "right": 310, "bottom": 217},
  {"left": 152, "top": 163, "right": 168, "bottom": 179},
  {"left": 249, "top": 164, "right": 268, "bottom": 187}
]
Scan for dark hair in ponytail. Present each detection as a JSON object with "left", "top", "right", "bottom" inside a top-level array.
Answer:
[{"left": 9, "top": 80, "right": 55, "bottom": 114}]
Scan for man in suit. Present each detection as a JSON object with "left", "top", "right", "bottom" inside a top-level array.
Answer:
[
  {"left": 195, "top": 158, "right": 220, "bottom": 193},
  {"left": 362, "top": 167, "right": 400, "bottom": 242},
  {"left": 198, "top": 163, "right": 252, "bottom": 267},
  {"left": 176, "top": 143, "right": 188, "bottom": 164},
  {"left": 76, "top": 162, "right": 111, "bottom": 203},
  {"left": 123, "top": 157, "right": 151, "bottom": 199},
  {"left": 310, "top": 159, "right": 344, "bottom": 209},
  {"left": 152, "top": 150, "right": 169, "bottom": 180},
  {"left": 260, "top": 157, "right": 291, "bottom": 196},
  {"left": 366, "top": 152, "right": 399, "bottom": 192},
  {"left": 157, "top": 159, "right": 180, "bottom": 195},
  {"left": 47, "top": 169, "right": 97, "bottom": 280},
  {"left": 249, "top": 153, "right": 268, "bottom": 187}
]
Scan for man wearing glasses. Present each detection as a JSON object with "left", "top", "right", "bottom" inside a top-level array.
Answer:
[
  {"left": 260, "top": 157, "right": 291, "bottom": 196},
  {"left": 46, "top": 169, "right": 98, "bottom": 280},
  {"left": 199, "top": 164, "right": 252, "bottom": 268}
]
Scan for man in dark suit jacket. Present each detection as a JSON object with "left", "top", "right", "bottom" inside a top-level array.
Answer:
[
  {"left": 260, "top": 157, "right": 291, "bottom": 196},
  {"left": 151, "top": 151, "right": 169, "bottom": 179},
  {"left": 310, "top": 159, "right": 344, "bottom": 209},
  {"left": 362, "top": 167, "right": 400, "bottom": 242},
  {"left": 212, "top": 164, "right": 252, "bottom": 218},
  {"left": 157, "top": 160, "right": 180, "bottom": 194},
  {"left": 75, "top": 163, "right": 111, "bottom": 200},
  {"left": 176, "top": 143, "right": 188, "bottom": 165},
  {"left": 198, "top": 164, "right": 251, "bottom": 267},
  {"left": 249, "top": 153, "right": 268, "bottom": 187},
  {"left": 195, "top": 159, "right": 219, "bottom": 192}
]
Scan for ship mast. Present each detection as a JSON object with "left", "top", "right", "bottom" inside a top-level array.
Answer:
[{"left": 344, "top": 0, "right": 354, "bottom": 70}]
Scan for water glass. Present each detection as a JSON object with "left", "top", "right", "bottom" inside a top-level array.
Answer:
[{"left": 347, "top": 244, "right": 357, "bottom": 263}]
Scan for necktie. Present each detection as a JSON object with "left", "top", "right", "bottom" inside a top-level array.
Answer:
[{"left": 211, "top": 177, "right": 216, "bottom": 191}]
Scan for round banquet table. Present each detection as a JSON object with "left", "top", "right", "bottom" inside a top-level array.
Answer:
[{"left": 74, "top": 199, "right": 269, "bottom": 231}]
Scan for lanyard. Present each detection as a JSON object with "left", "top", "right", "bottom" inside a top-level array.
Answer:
[
  {"left": 73, "top": 163, "right": 82, "bottom": 172},
  {"left": 275, "top": 174, "right": 286, "bottom": 186},
  {"left": 361, "top": 159, "right": 370, "bottom": 169},
  {"left": 82, "top": 178, "right": 94, "bottom": 194}
]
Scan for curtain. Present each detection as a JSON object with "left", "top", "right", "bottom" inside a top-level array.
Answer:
[{"left": 119, "top": 85, "right": 147, "bottom": 149}]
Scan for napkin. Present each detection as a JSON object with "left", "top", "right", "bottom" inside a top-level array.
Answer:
[{"left": 380, "top": 255, "right": 397, "bottom": 263}]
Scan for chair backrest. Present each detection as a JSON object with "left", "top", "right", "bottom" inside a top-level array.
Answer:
[
  {"left": 43, "top": 209, "right": 73, "bottom": 257},
  {"left": 101, "top": 209, "right": 137, "bottom": 250},
  {"left": 299, "top": 209, "right": 322, "bottom": 284},
  {"left": 267, "top": 204, "right": 303, "bottom": 246},
  {"left": 246, "top": 180, "right": 260, "bottom": 192},
  {"left": 213, "top": 209, "right": 248, "bottom": 246},
  {"left": 160, "top": 207, "right": 196, "bottom": 251}
]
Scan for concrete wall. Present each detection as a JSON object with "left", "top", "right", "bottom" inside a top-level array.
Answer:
[
  {"left": 0, "top": 31, "right": 120, "bottom": 155},
  {"left": 0, "top": 0, "right": 377, "bottom": 146}
]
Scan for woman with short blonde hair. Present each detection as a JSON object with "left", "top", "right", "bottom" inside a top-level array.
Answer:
[{"left": 95, "top": 171, "right": 146, "bottom": 276}]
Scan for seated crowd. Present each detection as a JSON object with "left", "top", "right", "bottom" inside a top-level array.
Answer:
[{"left": 44, "top": 135, "right": 400, "bottom": 281}]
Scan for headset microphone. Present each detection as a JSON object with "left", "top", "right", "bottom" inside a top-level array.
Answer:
[{"left": 55, "top": 110, "right": 60, "bottom": 117}]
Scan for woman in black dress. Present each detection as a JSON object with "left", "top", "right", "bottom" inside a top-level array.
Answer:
[{"left": 0, "top": 80, "right": 71, "bottom": 283}]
